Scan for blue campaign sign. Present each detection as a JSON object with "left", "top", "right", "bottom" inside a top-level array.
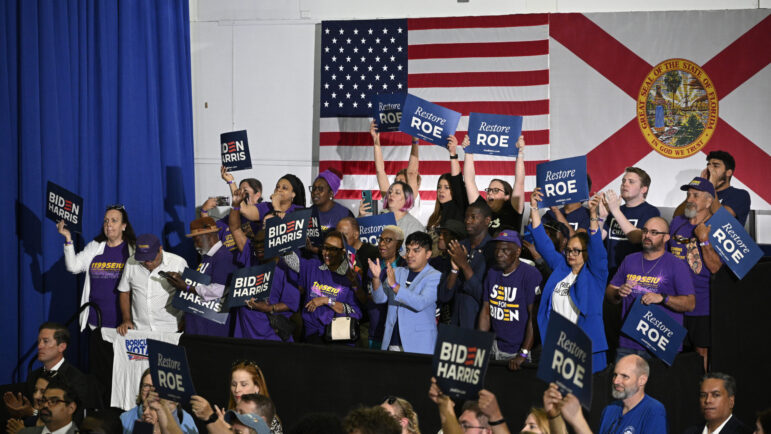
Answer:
[
  {"left": 398, "top": 94, "right": 461, "bottom": 146},
  {"left": 147, "top": 339, "right": 196, "bottom": 403},
  {"left": 307, "top": 208, "right": 323, "bottom": 246},
  {"left": 432, "top": 324, "right": 495, "bottom": 400},
  {"left": 620, "top": 297, "right": 687, "bottom": 366},
  {"left": 172, "top": 268, "right": 228, "bottom": 324},
  {"left": 372, "top": 93, "right": 406, "bottom": 132},
  {"left": 357, "top": 213, "right": 397, "bottom": 245},
  {"left": 465, "top": 112, "right": 523, "bottom": 157},
  {"left": 707, "top": 207, "right": 763, "bottom": 279},
  {"left": 535, "top": 156, "right": 589, "bottom": 209},
  {"left": 220, "top": 130, "right": 253, "bottom": 172},
  {"left": 225, "top": 263, "right": 275, "bottom": 309},
  {"left": 46, "top": 181, "right": 84, "bottom": 233},
  {"left": 264, "top": 208, "right": 312, "bottom": 259},
  {"left": 536, "top": 313, "right": 593, "bottom": 409}
]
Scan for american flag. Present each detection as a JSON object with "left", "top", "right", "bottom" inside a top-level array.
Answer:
[{"left": 319, "top": 15, "right": 550, "bottom": 210}]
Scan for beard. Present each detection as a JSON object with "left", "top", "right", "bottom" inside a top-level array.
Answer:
[
  {"left": 684, "top": 204, "right": 698, "bottom": 219},
  {"left": 196, "top": 238, "right": 212, "bottom": 256},
  {"left": 611, "top": 383, "right": 638, "bottom": 400}
]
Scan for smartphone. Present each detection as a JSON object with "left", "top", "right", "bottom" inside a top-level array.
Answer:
[
  {"left": 158, "top": 271, "right": 171, "bottom": 280},
  {"left": 215, "top": 196, "right": 230, "bottom": 206},
  {"left": 362, "top": 190, "right": 378, "bottom": 215}
]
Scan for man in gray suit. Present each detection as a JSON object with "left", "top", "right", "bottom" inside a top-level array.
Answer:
[{"left": 19, "top": 378, "right": 79, "bottom": 434}]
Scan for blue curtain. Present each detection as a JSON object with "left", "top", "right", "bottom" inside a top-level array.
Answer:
[{"left": 0, "top": 0, "right": 195, "bottom": 383}]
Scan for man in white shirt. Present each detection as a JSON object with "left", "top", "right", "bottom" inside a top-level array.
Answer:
[
  {"left": 18, "top": 378, "right": 79, "bottom": 434},
  {"left": 684, "top": 373, "right": 752, "bottom": 434},
  {"left": 117, "top": 234, "right": 188, "bottom": 335}
]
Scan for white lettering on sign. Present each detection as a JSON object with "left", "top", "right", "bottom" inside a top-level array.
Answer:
[
  {"left": 158, "top": 370, "right": 185, "bottom": 393},
  {"left": 379, "top": 112, "right": 401, "bottom": 124},
  {"left": 714, "top": 225, "right": 749, "bottom": 264},
  {"left": 551, "top": 349, "right": 585, "bottom": 388},
  {"left": 410, "top": 116, "right": 443, "bottom": 138},
  {"left": 544, "top": 180, "right": 578, "bottom": 197}
]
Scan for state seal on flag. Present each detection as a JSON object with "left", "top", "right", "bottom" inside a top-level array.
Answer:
[{"left": 637, "top": 58, "right": 718, "bottom": 159}]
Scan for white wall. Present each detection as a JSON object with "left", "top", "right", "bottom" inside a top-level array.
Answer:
[{"left": 190, "top": 0, "right": 769, "bottom": 233}]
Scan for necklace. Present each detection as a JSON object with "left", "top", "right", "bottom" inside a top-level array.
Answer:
[{"left": 641, "top": 254, "right": 664, "bottom": 275}]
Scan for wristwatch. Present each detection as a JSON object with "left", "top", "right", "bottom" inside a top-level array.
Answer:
[
  {"left": 205, "top": 412, "right": 218, "bottom": 424},
  {"left": 328, "top": 297, "right": 335, "bottom": 306}
]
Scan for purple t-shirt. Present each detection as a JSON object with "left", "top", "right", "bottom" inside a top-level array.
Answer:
[
  {"left": 668, "top": 216, "right": 711, "bottom": 317},
  {"left": 185, "top": 245, "right": 238, "bottom": 337},
  {"left": 233, "top": 263, "right": 301, "bottom": 341},
  {"left": 215, "top": 218, "right": 238, "bottom": 252},
  {"left": 483, "top": 262, "right": 541, "bottom": 353},
  {"left": 610, "top": 251, "right": 695, "bottom": 350},
  {"left": 314, "top": 202, "right": 354, "bottom": 232},
  {"left": 299, "top": 257, "right": 362, "bottom": 338},
  {"left": 88, "top": 242, "right": 130, "bottom": 327}
]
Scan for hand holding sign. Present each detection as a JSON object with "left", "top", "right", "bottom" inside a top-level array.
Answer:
[
  {"left": 706, "top": 207, "right": 763, "bottom": 279},
  {"left": 535, "top": 157, "right": 590, "bottom": 209},
  {"left": 46, "top": 181, "right": 84, "bottom": 233},
  {"left": 147, "top": 340, "right": 196, "bottom": 403},
  {"left": 372, "top": 93, "right": 406, "bottom": 132},
  {"left": 398, "top": 94, "right": 461, "bottom": 147},
  {"left": 220, "top": 130, "right": 252, "bottom": 172},
  {"left": 536, "top": 313, "right": 593, "bottom": 409},
  {"left": 56, "top": 220, "right": 72, "bottom": 244}
]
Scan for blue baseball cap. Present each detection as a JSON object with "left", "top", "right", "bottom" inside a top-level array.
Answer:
[
  {"left": 493, "top": 229, "right": 521, "bottom": 247},
  {"left": 680, "top": 176, "right": 716, "bottom": 197},
  {"left": 224, "top": 411, "right": 270, "bottom": 434},
  {"left": 134, "top": 234, "right": 161, "bottom": 262}
]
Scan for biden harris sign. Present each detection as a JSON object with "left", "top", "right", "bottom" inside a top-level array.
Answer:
[{"left": 432, "top": 325, "right": 494, "bottom": 400}]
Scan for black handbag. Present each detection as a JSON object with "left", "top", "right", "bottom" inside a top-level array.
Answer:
[
  {"left": 324, "top": 316, "right": 359, "bottom": 342},
  {"left": 268, "top": 313, "right": 295, "bottom": 341}
]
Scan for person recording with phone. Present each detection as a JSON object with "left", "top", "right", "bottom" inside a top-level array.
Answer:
[{"left": 116, "top": 234, "right": 188, "bottom": 335}]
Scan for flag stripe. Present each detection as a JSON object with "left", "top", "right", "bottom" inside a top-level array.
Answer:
[
  {"left": 428, "top": 100, "right": 550, "bottom": 116},
  {"left": 320, "top": 160, "right": 544, "bottom": 176},
  {"left": 409, "top": 55, "right": 548, "bottom": 73},
  {"left": 410, "top": 85, "right": 548, "bottom": 102},
  {"left": 409, "top": 25, "right": 549, "bottom": 45},
  {"left": 409, "top": 70, "right": 549, "bottom": 87},
  {"left": 320, "top": 130, "right": 550, "bottom": 147},
  {"left": 408, "top": 14, "right": 549, "bottom": 30},
  {"left": 319, "top": 115, "right": 550, "bottom": 132},
  {"left": 319, "top": 143, "right": 551, "bottom": 161},
  {"left": 408, "top": 41, "right": 549, "bottom": 60}
]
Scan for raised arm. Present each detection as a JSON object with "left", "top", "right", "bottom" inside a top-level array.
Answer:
[
  {"left": 448, "top": 135, "right": 461, "bottom": 176},
  {"left": 406, "top": 136, "right": 421, "bottom": 197},
  {"left": 371, "top": 120, "right": 390, "bottom": 195},
  {"left": 604, "top": 190, "right": 642, "bottom": 243},
  {"left": 461, "top": 135, "right": 481, "bottom": 203},
  {"left": 228, "top": 189, "right": 248, "bottom": 253},
  {"left": 511, "top": 135, "right": 526, "bottom": 214}
]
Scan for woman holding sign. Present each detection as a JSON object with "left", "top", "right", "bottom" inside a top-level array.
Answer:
[
  {"left": 232, "top": 174, "right": 306, "bottom": 232},
  {"left": 426, "top": 135, "right": 468, "bottom": 231},
  {"left": 529, "top": 189, "right": 609, "bottom": 373},
  {"left": 58, "top": 204, "right": 136, "bottom": 330},
  {"left": 281, "top": 230, "right": 362, "bottom": 344},
  {"left": 462, "top": 135, "right": 526, "bottom": 234}
]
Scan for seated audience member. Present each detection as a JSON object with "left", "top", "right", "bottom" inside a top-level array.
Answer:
[
  {"left": 365, "top": 225, "right": 406, "bottom": 349},
  {"left": 428, "top": 377, "right": 509, "bottom": 434},
  {"left": 163, "top": 217, "right": 238, "bottom": 337},
  {"left": 755, "top": 408, "right": 771, "bottom": 434},
  {"left": 336, "top": 216, "right": 379, "bottom": 305},
  {"left": 224, "top": 411, "right": 271, "bottom": 434},
  {"left": 684, "top": 373, "right": 753, "bottom": 434},
  {"left": 137, "top": 390, "right": 186, "bottom": 434},
  {"left": 606, "top": 216, "right": 695, "bottom": 360},
  {"left": 370, "top": 231, "right": 441, "bottom": 355},
  {"left": 282, "top": 230, "right": 362, "bottom": 345},
  {"left": 371, "top": 120, "right": 426, "bottom": 224},
  {"left": 191, "top": 361, "right": 283, "bottom": 433},
  {"left": 57, "top": 204, "right": 136, "bottom": 330},
  {"left": 668, "top": 177, "right": 723, "bottom": 371},
  {"left": 426, "top": 136, "right": 468, "bottom": 231},
  {"left": 478, "top": 230, "right": 541, "bottom": 367},
  {"left": 360, "top": 180, "right": 425, "bottom": 243},
  {"left": 237, "top": 174, "right": 306, "bottom": 231},
  {"left": 542, "top": 175, "right": 592, "bottom": 235},
  {"left": 520, "top": 407, "right": 550, "bottom": 434},
  {"left": 4, "top": 371, "right": 57, "bottom": 433},
  {"left": 379, "top": 396, "right": 420, "bottom": 434},
  {"left": 598, "top": 355, "right": 666, "bottom": 433},
  {"left": 703, "top": 150, "right": 751, "bottom": 225},
  {"left": 600, "top": 167, "right": 660, "bottom": 278},
  {"left": 235, "top": 394, "right": 276, "bottom": 428},
  {"left": 342, "top": 406, "right": 401, "bottom": 434},
  {"left": 117, "top": 233, "right": 187, "bottom": 335},
  {"left": 530, "top": 190, "right": 609, "bottom": 372},
  {"left": 438, "top": 202, "right": 493, "bottom": 330},
  {"left": 120, "top": 369, "right": 196, "bottom": 434},
  {"left": 21, "top": 323, "right": 97, "bottom": 411},
  {"left": 461, "top": 135, "right": 527, "bottom": 234},
  {"left": 228, "top": 200, "right": 301, "bottom": 341},
  {"left": 18, "top": 378, "right": 80, "bottom": 434},
  {"left": 310, "top": 169, "right": 354, "bottom": 232},
  {"left": 200, "top": 166, "right": 263, "bottom": 250}
]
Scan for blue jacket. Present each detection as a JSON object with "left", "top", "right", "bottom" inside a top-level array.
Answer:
[
  {"left": 437, "top": 235, "right": 492, "bottom": 329},
  {"left": 531, "top": 223, "right": 608, "bottom": 372},
  {"left": 373, "top": 264, "right": 441, "bottom": 354}
]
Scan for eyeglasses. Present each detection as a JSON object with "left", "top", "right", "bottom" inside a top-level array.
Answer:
[
  {"left": 140, "top": 384, "right": 153, "bottom": 390},
  {"left": 106, "top": 204, "right": 125, "bottom": 211},
  {"left": 641, "top": 228, "right": 667, "bottom": 236},
  {"left": 564, "top": 248, "right": 586, "bottom": 256},
  {"left": 485, "top": 188, "right": 504, "bottom": 195},
  {"left": 308, "top": 186, "right": 326, "bottom": 193},
  {"left": 41, "top": 396, "right": 71, "bottom": 406},
  {"left": 378, "top": 237, "right": 395, "bottom": 244},
  {"left": 460, "top": 422, "right": 488, "bottom": 431},
  {"left": 322, "top": 245, "right": 343, "bottom": 253}
]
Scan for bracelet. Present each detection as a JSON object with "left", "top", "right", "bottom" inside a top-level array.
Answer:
[
  {"left": 328, "top": 298, "right": 335, "bottom": 306},
  {"left": 227, "top": 180, "right": 235, "bottom": 185},
  {"left": 450, "top": 269, "right": 459, "bottom": 274},
  {"left": 662, "top": 295, "right": 669, "bottom": 305},
  {"left": 489, "top": 418, "right": 506, "bottom": 426},
  {"left": 699, "top": 240, "right": 709, "bottom": 247},
  {"left": 449, "top": 154, "right": 459, "bottom": 160},
  {"left": 185, "top": 285, "right": 191, "bottom": 292},
  {"left": 271, "top": 305, "right": 276, "bottom": 314},
  {"left": 590, "top": 217, "right": 603, "bottom": 222},
  {"left": 205, "top": 412, "right": 219, "bottom": 424},
  {"left": 200, "top": 210, "right": 208, "bottom": 215},
  {"left": 232, "top": 206, "right": 240, "bottom": 211},
  {"left": 64, "top": 240, "right": 73, "bottom": 246}
]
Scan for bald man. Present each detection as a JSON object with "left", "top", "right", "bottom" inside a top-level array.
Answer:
[
  {"left": 606, "top": 217, "right": 695, "bottom": 360},
  {"left": 598, "top": 355, "right": 667, "bottom": 433}
]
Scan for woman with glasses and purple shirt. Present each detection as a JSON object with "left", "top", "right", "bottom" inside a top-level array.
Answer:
[
  {"left": 57, "top": 204, "right": 136, "bottom": 330},
  {"left": 529, "top": 188, "right": 609, "bottom": 373}
]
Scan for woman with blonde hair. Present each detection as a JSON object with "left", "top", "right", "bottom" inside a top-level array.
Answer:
[{"left": 381, "top": 395, "right": 420, "bottom": 434}]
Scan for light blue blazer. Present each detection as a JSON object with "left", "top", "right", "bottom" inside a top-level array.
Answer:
[{"left": 373, "top": 264, "right": 441, "bottom": 354}]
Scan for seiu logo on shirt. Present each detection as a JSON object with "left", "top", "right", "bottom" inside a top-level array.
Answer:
[
  {"left": 310, "top": 281, "right": 341, "bottom": 298},
  {"left": 489, "top": 284, "right": 520, "bottom": 322},
  {"left": 125, "top": 339, "right": 148, "bottom": 361},
  {"left": 197, "top": 263, "right": 211, "bottom": 274}
]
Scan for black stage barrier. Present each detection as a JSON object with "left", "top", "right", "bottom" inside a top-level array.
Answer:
[
  {"left": 180, "top": 335, "right": 703, "bottom": 433},
  {"left": 710, "top": 259, "right": 771, "bottom": 428}
]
